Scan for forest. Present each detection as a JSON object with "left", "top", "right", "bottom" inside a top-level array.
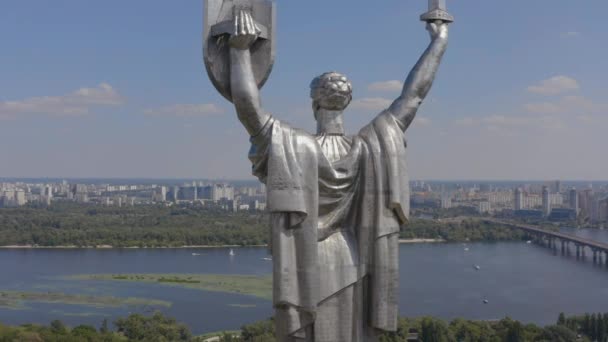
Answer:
[{"left": 0, "top": 203, "right": 530, "bottom": 247}]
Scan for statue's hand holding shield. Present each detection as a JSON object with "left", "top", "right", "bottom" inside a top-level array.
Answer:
[
  {"left": 203, "top": 0, "right": 276, "bottom": 102},
  {"left": 228, "top": 10, "right": 262, "bottom": 50}
]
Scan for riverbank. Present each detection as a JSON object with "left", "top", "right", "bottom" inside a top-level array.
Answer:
[
  {"left": 1, "top": 240, "right": 444, "bottom": 248},
  {"left": 0, "top": 244, "right": 266, "bottom": 249},
  {"left": 399, "top": 238, "right": 446, "bottom": 244}
]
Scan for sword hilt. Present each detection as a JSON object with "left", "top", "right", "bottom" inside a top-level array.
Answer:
[{"left": 420, "top": 9, "right": 454, "bottom": 23}]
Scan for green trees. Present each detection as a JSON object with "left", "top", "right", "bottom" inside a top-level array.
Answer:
[
  {"left": 114, "top": 312, "right": 191, "bottom": 341},
  {"left": 3, "top": 312, "right": 608, "bottom": 341},
  {"left": 239, "top": 318, "right": 275, "bottom": 342},
  {"left": 0, "top": 203, "right": 269, "bottom": 247},
  {"left": 400, "top": 218, "right": 528, "bottom": 242},
  {"left": 0, "top": 312, "right": 190, "bottom": 342},
  {"left": 0, "top": 203, "right": 529, "bottom": 247},
  {"left": 419, "top": 317, "right": 451, "bottom": 342}
]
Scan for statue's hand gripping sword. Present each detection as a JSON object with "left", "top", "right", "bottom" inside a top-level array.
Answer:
[{"left": 420, "top": 0, "right": 454, "bottom": 23}]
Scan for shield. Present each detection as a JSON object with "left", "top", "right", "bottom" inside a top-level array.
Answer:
[{"left": 203, "top": 0, "right": 276, "bottom": 102}]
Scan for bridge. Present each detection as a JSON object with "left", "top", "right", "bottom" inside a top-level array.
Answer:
[{"left": 483, "top": 219, "right": 608, "bottom": 265}]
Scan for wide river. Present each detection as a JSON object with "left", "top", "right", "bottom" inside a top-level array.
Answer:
[{"left": 1, "top": 228, "right": 607, "bottom": 335}]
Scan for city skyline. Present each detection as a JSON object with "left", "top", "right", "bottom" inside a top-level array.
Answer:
[{"left": 1, "top": 0, "right": 607, "bottom": 180}]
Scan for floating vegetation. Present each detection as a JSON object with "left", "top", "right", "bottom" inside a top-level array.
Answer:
[
  {"left": 0, "top": 291, "right": 171, "bottom": 309},
  {"left": 67, "top": 273, "right": 273, "bottom": 300}
]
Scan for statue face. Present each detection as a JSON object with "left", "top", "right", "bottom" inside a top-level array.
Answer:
[{"left": 310, "top": 72, "right": 353, "bottom": 112}]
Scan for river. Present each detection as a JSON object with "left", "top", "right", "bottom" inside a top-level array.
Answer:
[{"left": 1, "top": 228, "right": 607, "bottom": 334}]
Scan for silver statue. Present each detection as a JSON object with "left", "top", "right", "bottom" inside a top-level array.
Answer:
[{"left": 203, "top": 1, "right": 451, "bottom": 340}]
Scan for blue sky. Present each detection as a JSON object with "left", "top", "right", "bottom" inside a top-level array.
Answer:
[{"left": 0, "top": 0, "right": 606, "bottom": 180}]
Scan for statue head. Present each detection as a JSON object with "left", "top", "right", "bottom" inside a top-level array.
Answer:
[{"left": 310, "top": 72, "right": 353, "bottom": 116}]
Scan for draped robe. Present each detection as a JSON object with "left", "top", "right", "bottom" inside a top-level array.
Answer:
[{"left": 249, "top": 111, "right": 410, "bottom": 341}]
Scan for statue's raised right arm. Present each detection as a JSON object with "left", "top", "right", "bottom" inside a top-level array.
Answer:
[
  {"left": 388, "top": 21, "right": 448, "bottom": 131},
  {"left": 228, "top": 10, "right": 271, "bottom": 137}
]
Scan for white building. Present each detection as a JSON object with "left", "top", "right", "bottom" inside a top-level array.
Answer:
[{"left": 478, "top": 201, "right": 491, "bottom": 213}]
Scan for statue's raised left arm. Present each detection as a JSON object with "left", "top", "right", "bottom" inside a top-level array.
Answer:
[
  {"left": 228, "top": 10, "right": 271, "bottom": 137},
  {"left": 388, "top": 21, "right": 448, "bottom": 131}
]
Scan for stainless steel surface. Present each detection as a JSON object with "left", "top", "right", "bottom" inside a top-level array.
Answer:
[
  {"left": 202, "top": 1, "right": 451, "bottom": 340},
  {"left": 420, "top": 0, "right": 454, "bottom": 23}
]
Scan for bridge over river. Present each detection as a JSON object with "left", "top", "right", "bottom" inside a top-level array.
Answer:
[{"left": 483, "top": 219, "right": 608, "bottom": 265}]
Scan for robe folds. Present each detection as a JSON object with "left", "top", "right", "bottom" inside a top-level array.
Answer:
[{"left": 249, "top": 111, "right": 410, "bottom": 341}]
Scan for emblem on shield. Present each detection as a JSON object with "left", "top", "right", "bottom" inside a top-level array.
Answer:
[{"left": 203, "top": 0, "right": 276, "bottom": 102}]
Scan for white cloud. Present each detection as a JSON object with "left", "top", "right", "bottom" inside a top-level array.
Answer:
[
  {"left": 367, "top": 80, "right": 403, "bottom": 93},
  {"left": 454, "top": 114, "right": 565, "bottom": 131},
  {"left": 144, "top": 103, "right": 223, "bottom": 117},
  {"left": 0, "top": 83, "right": 124, "bottom": 119},
  {"left": 524, "top": 102, "right": 562, "bottom": 114},
  {"left": 525, "top": 95, "right": 606, "bottom": 114},
  {"left": 527, "top": 75, "right": 580, "bottom": 95},
  {"left": 413, "top": 117, "right": 432, "bottom": 127},
  {"left": 454, "top": 117, "right": 476, "bottom": 126},
  {"left": 350, "top": 97, "right": 392, "bottom": 112},
  {"left": 561, "top": 31, "right": 580, "bottom": 38}
]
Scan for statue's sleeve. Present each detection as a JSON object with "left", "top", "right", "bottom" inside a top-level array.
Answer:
[
  {"left": 248, "top": 116, "right": 274, "bottom": 184},
  {"left": 249, "top": 117, "right": 318, "bottom": 224},
  {"left": 360, "top": 110, "right": 410, "bottom": 229}
]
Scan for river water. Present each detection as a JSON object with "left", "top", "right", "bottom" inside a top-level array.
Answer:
[{"left": 1, "top": 228, "right": 607, "bottom": 334}]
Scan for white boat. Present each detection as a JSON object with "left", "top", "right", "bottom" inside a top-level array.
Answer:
[
  {"left": 262, "top": 257, "right": 272, "bottom": 261},
  {"left": 473, "top": 265, "right": 480, "bottom": 270},
  {"left": 464, "top": 247, "right": 470, "bottom": 251},
  {"left": 229, "top": 249, "right": 235, "bottom": 256},
  {"left": 526, "top": 240, "right": 532, "bottom": 244},
  {"left": 483, "top": 299, "right": 489, "bottom": 304},
  {"left": 192, "top": 253, "right": 201, "bottom": 256}
]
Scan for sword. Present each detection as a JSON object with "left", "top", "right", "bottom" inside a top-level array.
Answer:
[{"left": 420, "top": 0, "right": 454, "bottom": 23}]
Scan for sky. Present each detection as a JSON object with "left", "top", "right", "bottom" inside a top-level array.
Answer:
[{"left": 0, "top": 0, "right": 606, "bottom": 181}]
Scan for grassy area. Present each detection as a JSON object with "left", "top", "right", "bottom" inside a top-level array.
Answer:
[
  {"left": 67, "top": 273, "right": 273, "bottom": 300},
  {"left": 0, "top": 291, "right": 171, "bottom": 309}
]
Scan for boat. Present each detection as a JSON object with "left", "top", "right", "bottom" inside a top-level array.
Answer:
[
  {"left": 229, "top": 249, "right": 235, "bottom": 256},
  {"left": 483, "top": 299, "right": 489, "bottom": 304},
  {"left": 526, "top": 240, "right": 532, "bottom": 244},
  {"left": 262, "top": 257, "right": 272, "bottom": 261},
  {"left": 464, "top": 247, "right": 470, "bottom": 251},
  {"left": 192, "top": 253, "right": 201, "bottom": 256},
  {"left": 473, "top": 265, "right": 480, "bottom": 270}
]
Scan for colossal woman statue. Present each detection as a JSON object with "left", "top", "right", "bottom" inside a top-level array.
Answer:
[{"left": 204, "top": 2, "right": 450, "bottom": 341}]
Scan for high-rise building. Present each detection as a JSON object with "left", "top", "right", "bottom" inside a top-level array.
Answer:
[
  {"left": 440, "top": 195, "right": 452, "bottom": 209},
  {"left": 579, "top": 189, "right": 594, "bottom": 219},
  {"left": 15, "top": 190, "right": 26, "bottom": 206},
  {"left": 44, "top": 185, "right": 53, "bottom": 198},
  {"left": 478, "top": 201, "right": 491, "bottom": 213},
  {"left": 599, "top": 198, "right": 608, "bottom": 222},
  {"left": 553, "top": 180, "right": 562, "bottom": 194},
  {"left": 514, "top": 188, "right": 524, "bottom": 210},
  {"left": 170, "top": 186, "right": 179, "bottom": 202},
  {"left": 154, "top": 186, "right": 167, "bottom": 202},
  {"left": 180, "top": 186, "right": 197, "bottom": 201},
  {"left": 542, "top": 186, "right": 551, "bottom": 217},
  {"left": 569, "top": 188, "right": 578, "bottom": 214}
]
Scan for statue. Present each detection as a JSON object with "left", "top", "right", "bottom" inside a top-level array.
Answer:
[{"left": 203, "top": 1, "right": 451, "bottom": 340}]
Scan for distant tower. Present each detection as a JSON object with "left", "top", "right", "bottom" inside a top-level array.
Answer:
[
  {"left": 569, "top": 188, "right": 578, "bottom": 214},
  {"left": 554, "top": 180, "right": 562, "bottom": 193},
  {"left": 172, "top": 186, "right": 179, "bottom": 202},
  {"left": 542, "top": 186, "right": 551, "bottom": 217},
  {"left": 514, "top": 188, "right": 524, "bottom": 210}
]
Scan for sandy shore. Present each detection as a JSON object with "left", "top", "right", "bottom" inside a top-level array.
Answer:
[
  {"left": 399, "top": 238, "right": 445, "bottom": 244},
  {"left": 0, "top": 244, "right": 266, "bottom": 249}
]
